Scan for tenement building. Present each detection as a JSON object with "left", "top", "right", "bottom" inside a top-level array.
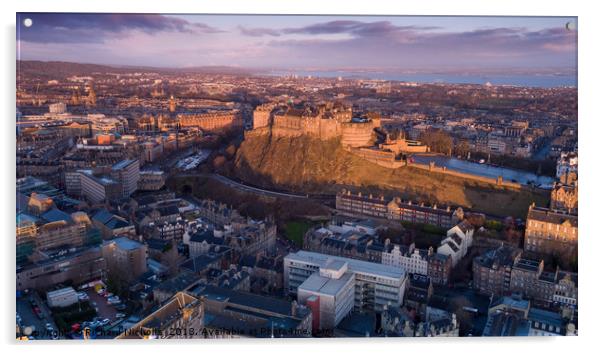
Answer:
[
  {"left": 524, "top": 204, "right": 578, "bottom": 264},
  {"left": 284, "top": 250, "right": 407, "bottom": 314},
  {"left": 509, "top": 258, "right": 556, "bottom": 304},
  {"left": 550, "top": 182, "right": 578, "bottom": 214},
  {"left": 177, "top": 110, "right": 243, "bottom": 133},
  {"left": 472, "top": 244, "right": 522, "bottom": 296},
  {"left": 473, "top": 246, "right": 578, "bottom": 307},
  {"left": 336, "top": 189, "right": 463, "bottom": 228}
]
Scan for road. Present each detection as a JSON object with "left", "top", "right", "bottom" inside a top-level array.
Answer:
[
  {"left": 17, "top": 292, "right": 60, "bottom": 340},
  {"left": 177, "top": 172, "right": 512, "bottom": 223},
  {"left": 208, "top": 173, "right": 311, "bottom": 200}
]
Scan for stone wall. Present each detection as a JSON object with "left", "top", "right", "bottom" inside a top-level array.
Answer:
[{"left": 348, "top": 147, "right": 405, "bottom": 169}]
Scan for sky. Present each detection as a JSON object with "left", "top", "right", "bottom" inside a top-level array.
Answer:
[{"left": 16, "top": 13, "right": 577, "bottom": 73}]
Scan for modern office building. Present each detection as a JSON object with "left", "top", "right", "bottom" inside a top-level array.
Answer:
[
  {"left": 111, "top": 159, "right": 140, "bottom": 197},
  {"left": 102, "top": 237, "right": 148, "bottom": 283},
  {"left": 65, "top": 169, "right": 122, "bottom": 204},
  {"left": 284, "top": 251, "right": 407, "bottom": 313},
  {"left": 297, "top": 261, "right": 355, "bottom": 330},
  {"left": 16, "top": 246, "right": 105, "bottom": 291}
]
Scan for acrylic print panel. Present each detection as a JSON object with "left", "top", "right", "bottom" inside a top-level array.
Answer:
[{"left": 15, "top": 13, "right": 577, "bottom": 340}]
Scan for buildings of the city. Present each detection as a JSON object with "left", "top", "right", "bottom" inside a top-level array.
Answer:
[
  {"left": 117, "top": 291, "right": 204, "bottom": 339},
  {"left": 17, "top": 246, "right": 105, "bottom": 291},
  {"left": 189, "top": 284, "right": 313, "bottom": 338},
  {"left": 296, "top": 261, "right": 355, "bottom": 330},
  {"left": 336, "top": 189, "right": 463, "bottom": 228},
  {"left": 483, "top": 295, "right": 576, "bottom": 336},
  {"left": 381, "top": 305, "right": 459, "bottom": 337},
  {"left": 437, "top": 220, "right": 474, "bottom": 267},
  {"left": 524, "top": 204, "right": 578, "bottom": 263},
  {"left": 472, "top": 244, "right": 522, "bottom": 296},
  {"left": 473, "top": 245, "right": 578, "bottom": 307},
  {"left": 177, "top": 110, "right": 243, "bottom": 133},
  {"left": 111, "top": 159, "right": 140, "bottom": 198},
  {"left": 101, "top": 237, "right": 148, "bottom": 283}
]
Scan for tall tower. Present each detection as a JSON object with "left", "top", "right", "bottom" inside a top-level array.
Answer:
[
  {"left": 70, "top": 88, "right": 81, "bottom": 106},
  {"left": 169, "top": 95, "right": 176, "bottom": 113},
  {"left": 86, "top": 86, "right": 96, "bottom": 107}
]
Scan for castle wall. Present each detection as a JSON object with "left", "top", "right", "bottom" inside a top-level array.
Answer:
[
  {"left": 410, "top": 163, "right": 523, "bottom": 189},
  {"left": 348, "top": 147, "right": 405, "bottom": 169},
  {"left": 252, "top": 105, "right": 375, "bottom": 145}
]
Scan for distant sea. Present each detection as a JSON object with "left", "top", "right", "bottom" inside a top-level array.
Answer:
[{"left": 266, "top": 70, "right": 577, "bottom": 88}]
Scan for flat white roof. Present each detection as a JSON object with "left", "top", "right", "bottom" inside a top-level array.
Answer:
[
  {"left": 298, "top": 271, "right": 354, "bottom": 297},
  {"left": 285, "top": 250, "right": 406, "bottom": 280},
  {"left": 47, "top": 286, "right": 76, "bottom": 297}
]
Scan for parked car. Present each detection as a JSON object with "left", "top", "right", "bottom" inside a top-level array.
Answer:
[
  {"left": 115, "top": 313, "right": 126, "bottom": 319},
  {"left": 100, "top": 318, "right": 110, "bottom": 326}
]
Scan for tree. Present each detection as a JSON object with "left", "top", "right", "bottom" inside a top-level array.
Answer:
[
  {"left": 419, "top": 129, "right": 453, "bottom": 154},
  {"left": 454, "top": 140, "right": 471, "bottom": 158}
]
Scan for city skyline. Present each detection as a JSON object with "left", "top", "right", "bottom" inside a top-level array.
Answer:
[
  {"left": 15, "top": 12, "right": 579, "bottom": 340},
  {"left": 17, "top": 14, "right": 577, "bottom": 73}
]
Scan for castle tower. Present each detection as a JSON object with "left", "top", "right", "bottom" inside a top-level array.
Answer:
[
  {"left": 252, "top": 104, "right": 273, "bottom": 129},
  {"left": 169, "top": 95, "right": 176, "bottom": 113}
]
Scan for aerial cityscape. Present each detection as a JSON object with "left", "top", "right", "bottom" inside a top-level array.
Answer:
[{"left": 15, "top": 13, "right": 578, "bottom": 339}]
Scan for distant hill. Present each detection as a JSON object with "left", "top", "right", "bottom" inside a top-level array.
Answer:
[
  {"left": 17, "top": 60, "right": 254, "bottom": 79},
  {"left": 231, "top": 132, "right": 549, "bottom": 218}
]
